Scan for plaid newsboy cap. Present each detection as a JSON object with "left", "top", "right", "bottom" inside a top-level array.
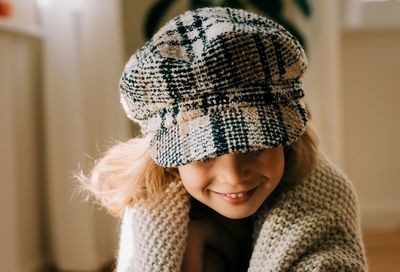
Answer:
[{"left": 120, "top": 7, "right": 308, "bottom": 167}]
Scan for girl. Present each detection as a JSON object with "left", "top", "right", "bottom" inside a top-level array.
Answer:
[{"left": 80, "top": 7, "right": 367, "bottom": 272}]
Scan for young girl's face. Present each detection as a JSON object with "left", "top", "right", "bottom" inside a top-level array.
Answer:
[{"left": 177, "top": 147, "right": 285, "bottom": 219}]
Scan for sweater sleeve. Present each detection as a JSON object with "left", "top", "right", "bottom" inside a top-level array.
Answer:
[
  {"left": 115, "top": 207, "right": 135, "bottom": 272},
  {"left": 249, "top": 156, "right": 368, "bottom": 272},
  {"left": 115, "top": 180, "right": 190, "bottom": 272}
]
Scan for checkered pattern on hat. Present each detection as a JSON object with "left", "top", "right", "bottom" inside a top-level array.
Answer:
[{"left": 120, "top": 7, "right": 308, "bottom": 167}]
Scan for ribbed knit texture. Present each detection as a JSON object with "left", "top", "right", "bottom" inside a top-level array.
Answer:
[{"left": 116, "top": 154, "right": 367, "bottom": 271}]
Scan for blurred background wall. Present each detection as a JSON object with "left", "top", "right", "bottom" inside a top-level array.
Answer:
[
  {"left": 343, "top": 26, "right": 400, "bottom": 228},
  {"left": 0, "top": 0, "right": 399, "bottom": 271}
]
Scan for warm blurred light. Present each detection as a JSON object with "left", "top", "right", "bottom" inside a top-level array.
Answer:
[{"left": 0, "top": 2, "right": 12, "bottom": 17}]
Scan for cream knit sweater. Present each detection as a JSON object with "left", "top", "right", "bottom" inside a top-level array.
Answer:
[{"left": 116, "top": 155, "right": 367, "bottom": 271}]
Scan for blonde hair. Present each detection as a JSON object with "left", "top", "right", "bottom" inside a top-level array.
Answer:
[
  {"left": 76, "top": 138, "right": 175, "bottom": 217},
  {"left": 77, "top": 124, "right": 319, "bottom": 217}
]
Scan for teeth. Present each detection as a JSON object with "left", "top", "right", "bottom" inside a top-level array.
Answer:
[{"left": 225, "top": 191, "right": 248, "bottom": 198}]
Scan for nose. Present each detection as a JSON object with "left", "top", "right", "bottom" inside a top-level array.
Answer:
[{"left": 214, "top": 153, "right": 248, "bottom": 185}]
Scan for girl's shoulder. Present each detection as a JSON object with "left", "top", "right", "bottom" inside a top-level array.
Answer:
[
  {"left": 251, "top": 152, "right": 367, "bottom": 271},
  {"left": 117, "top": 180, "right": 191, "bottom": 271},
  {"left": 307, "top": 153, "right": 357, "bottom": 203},
  {"left": 272, "top": 151, "right": 360, "bottom": 217}
]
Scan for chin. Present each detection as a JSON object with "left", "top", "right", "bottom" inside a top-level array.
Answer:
[{"left": 217, "top": 207, "right": 258, "bottom": 220}]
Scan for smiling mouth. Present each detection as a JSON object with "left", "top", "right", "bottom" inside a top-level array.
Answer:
[
  {"left": 224, "top": 191, "right": 250, "bottom": 199},
  {"left": 213, "top": 187, "right": 258, "bottom": 199}
]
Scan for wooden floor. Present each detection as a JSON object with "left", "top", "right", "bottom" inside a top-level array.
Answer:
[{"left": 363, "top": 229, "right": 400, "bottom": 272}]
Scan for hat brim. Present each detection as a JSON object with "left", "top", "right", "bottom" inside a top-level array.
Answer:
[{"left": 149, "top": 101, "right": 307, "bottom": 167}]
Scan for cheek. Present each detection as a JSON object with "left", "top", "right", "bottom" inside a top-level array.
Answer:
[
  {"left": 178, "top": 165, "right": 210, "bottom": 192},
  {"left": 272, "top": 155, "right": 285, "bottom": 179},
  {"left": 258, "top": 148, "right": 285, "bottom": 181}
]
